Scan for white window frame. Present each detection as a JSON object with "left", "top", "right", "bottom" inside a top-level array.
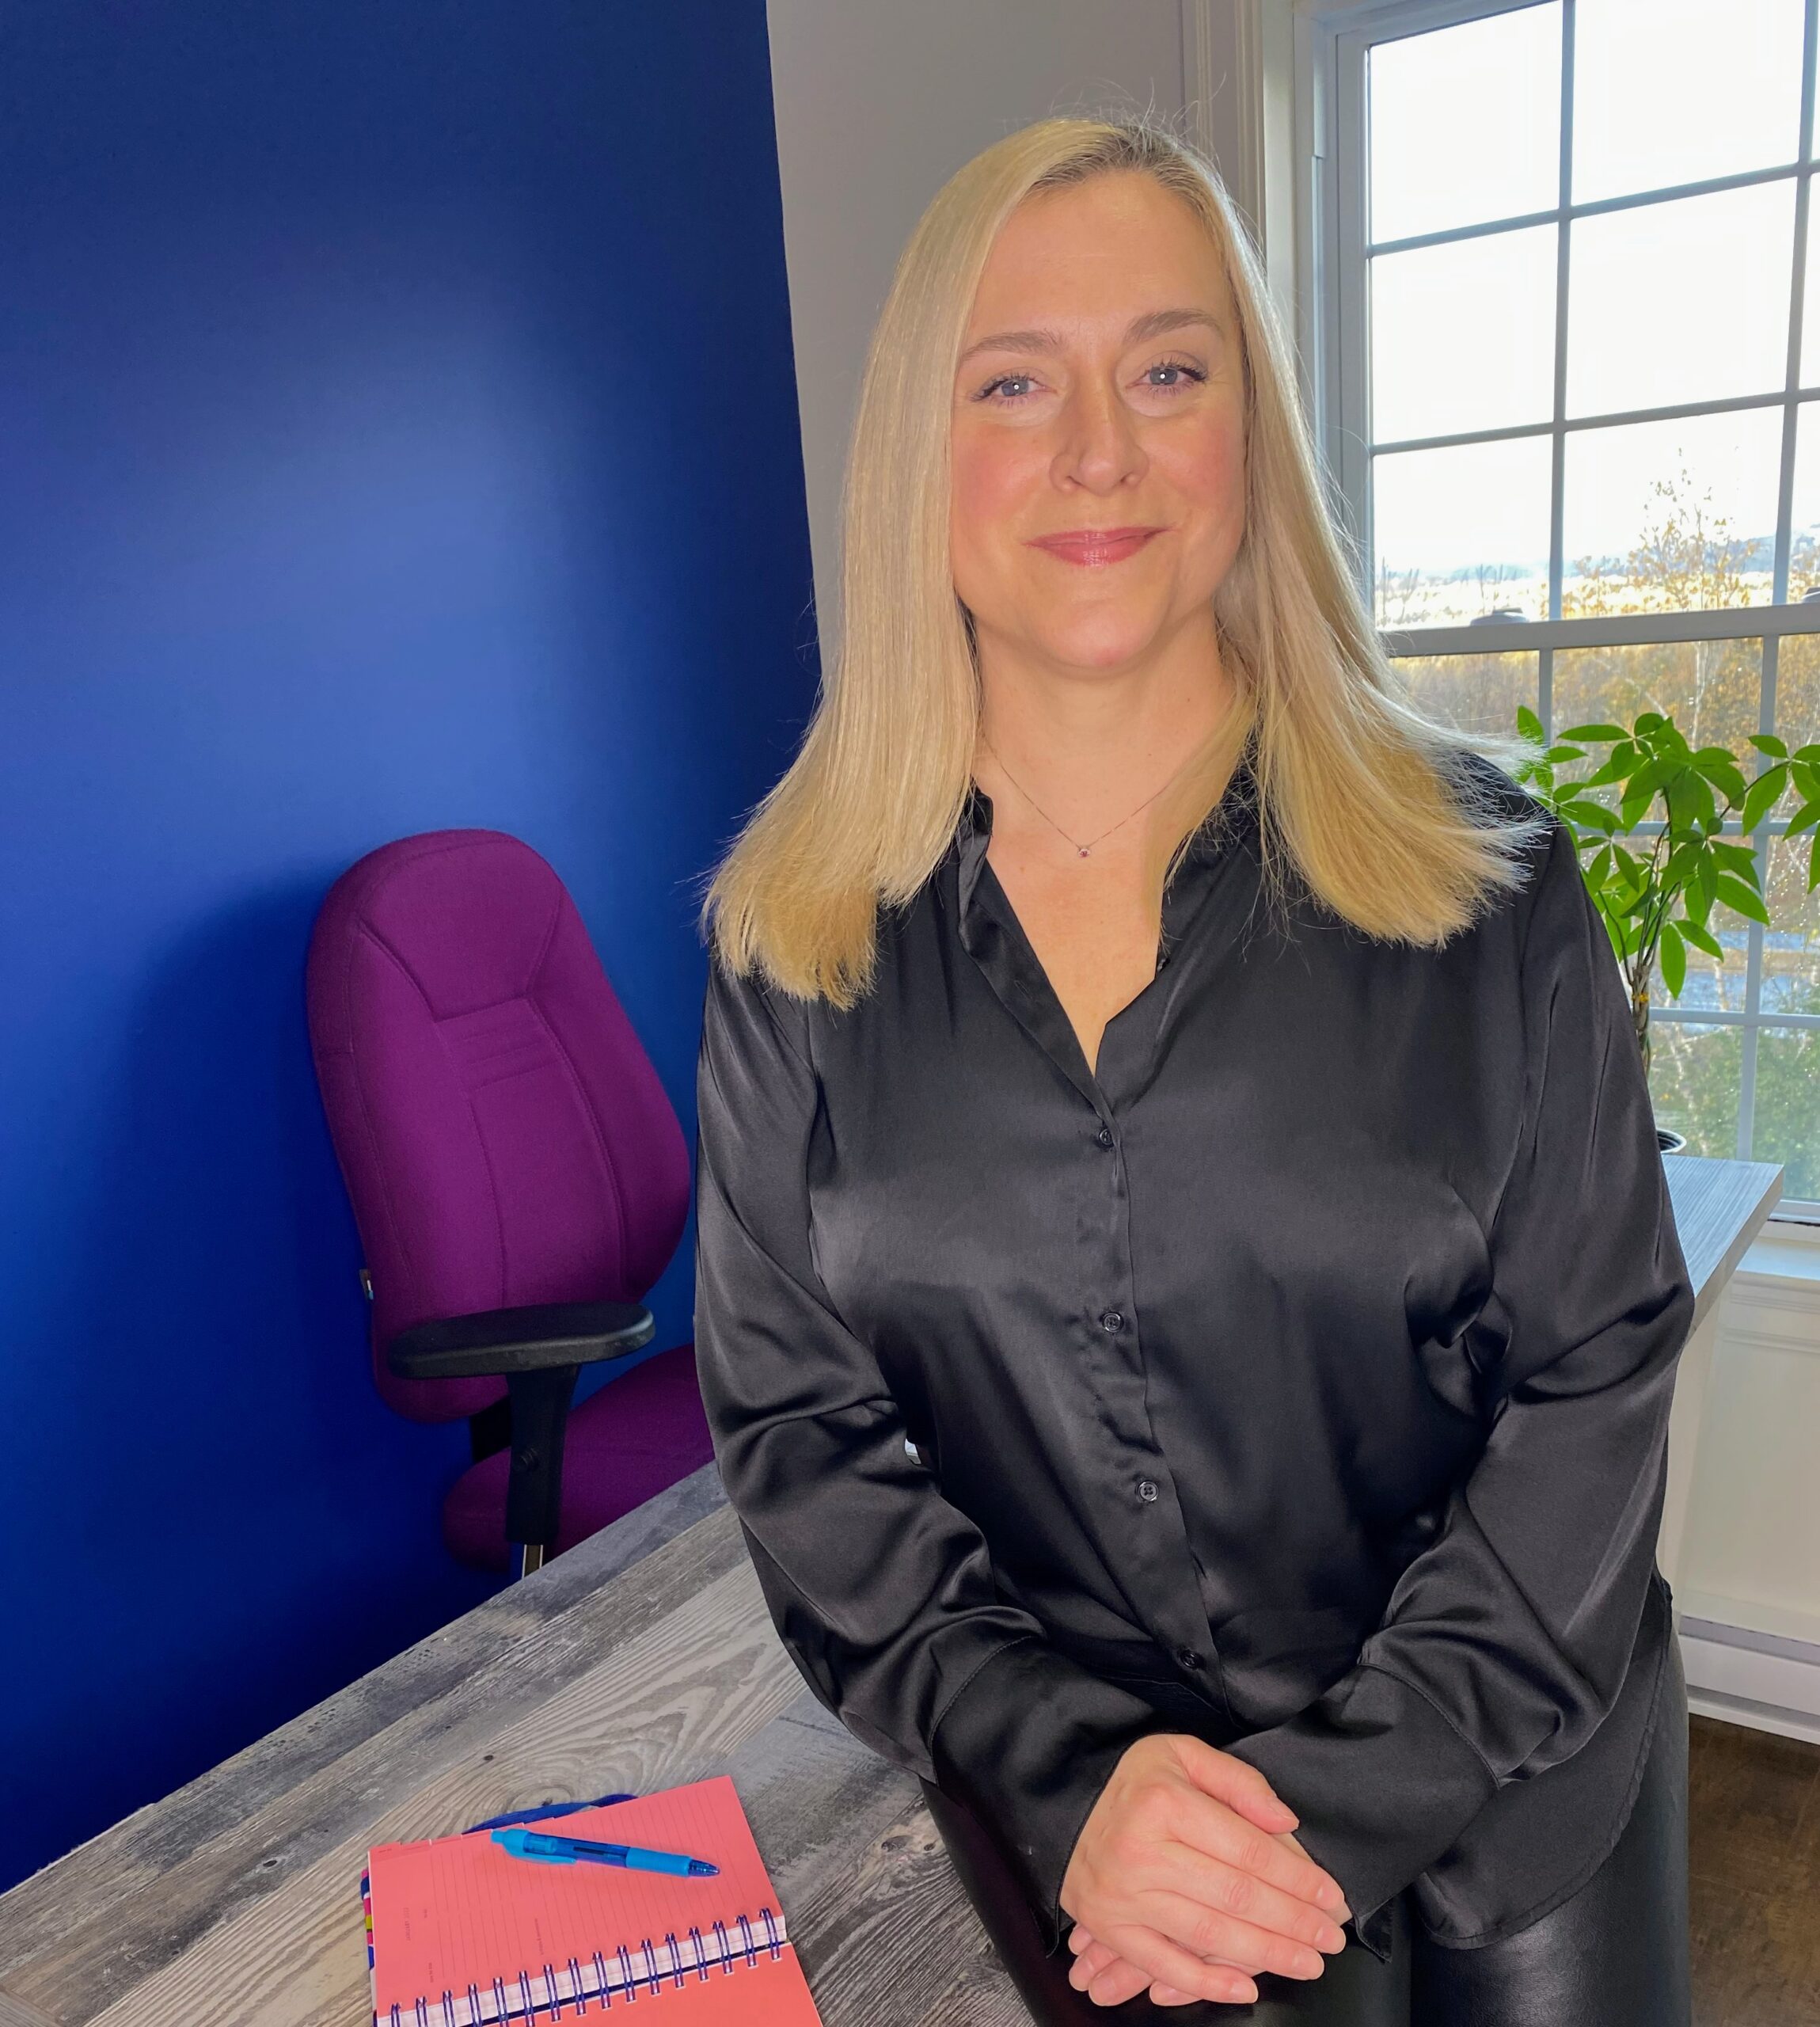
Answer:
[{"left": 1297, "top": 0, "right": 1820, "bottom": 1210}]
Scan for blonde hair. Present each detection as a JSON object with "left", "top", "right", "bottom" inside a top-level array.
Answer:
[{"left": 700, "top": 114, "right": 1549, "bottom": 1006}]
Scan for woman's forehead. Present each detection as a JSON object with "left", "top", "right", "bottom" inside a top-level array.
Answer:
[{"left": 965, "top": 181, "right": 1232, "bottom": 342}]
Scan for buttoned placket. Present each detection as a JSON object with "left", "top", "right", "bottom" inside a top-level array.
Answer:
[{"left": 951, "top": 782, "right": 1254, "bottom": 1717}]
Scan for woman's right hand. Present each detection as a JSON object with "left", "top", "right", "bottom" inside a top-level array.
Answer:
[{"left": 1058, "top": 1733, "right": 1352, "bottom": 2009}]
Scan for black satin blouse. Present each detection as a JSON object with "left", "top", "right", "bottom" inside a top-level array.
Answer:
[{"left": 690, "top": 747, "right": 1697, "bottom": 1962}]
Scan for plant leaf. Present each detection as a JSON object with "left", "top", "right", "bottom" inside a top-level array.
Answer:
[
  {"left": 1740, "top": 764, "right": 1790, "bottom": 834},
  {"left": 1515, "top": 703, "right": 1545, "bottom": 743},
  {"left": 1658, "top": 920, "right": 1687, "bottom": 998},
  {"left": 1572, "top": 801, "right": 1622, "bottom": 834},
  {"left": 1693, "top": 755, "right": 1750, "bottom": 806},
  {"left": 1749, "top": 732, "right": 1789, "bottom": 759},
  {"left": 1713, "top": 872, "right": 1772, "bottom": 925},
  {"left": 1678, "top": 918, "right": 1724, "bottom": 960},
  {"left": 1560, "top": 722, "right": 1626, "bottom": 740}
]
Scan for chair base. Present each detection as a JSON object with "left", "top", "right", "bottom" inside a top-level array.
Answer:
[{"left": 442, "top": 1341, "right": 715, "bottom": 1573}]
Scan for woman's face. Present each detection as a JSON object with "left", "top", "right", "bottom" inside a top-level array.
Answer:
[{"left": 949, "top": 170, "right": 1248, "bottom": 679}]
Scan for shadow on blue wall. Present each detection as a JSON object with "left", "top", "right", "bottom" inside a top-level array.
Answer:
[{"left": 0, "top": 0, "right": 816, "bottom": 1889}]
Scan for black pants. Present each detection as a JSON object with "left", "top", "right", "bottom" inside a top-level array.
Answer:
[{"left": 921, "top": 1643, "right": 1690, "bottom": 2025}]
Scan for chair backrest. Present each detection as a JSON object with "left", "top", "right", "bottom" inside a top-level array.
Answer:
[{"left": 306, "top": 829, "right": 690, "bottom": 1424}]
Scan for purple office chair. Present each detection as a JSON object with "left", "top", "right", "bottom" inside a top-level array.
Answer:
[{"left": 306, "top": 828, "right": 715, "bottom": 1579}]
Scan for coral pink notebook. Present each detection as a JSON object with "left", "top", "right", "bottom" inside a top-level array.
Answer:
[{"left": 362, "top": 1776, "right": 823, "bottom": 2025}]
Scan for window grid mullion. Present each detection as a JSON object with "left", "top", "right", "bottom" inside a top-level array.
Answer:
[
  {"left": 1375, "top": 384, "right": 1810, "bottom": 461},
  {"left": 1547, "top": 0, "right": 1575, "bottom": 625},
  {"left": 1368, "top": 156, "right": 1805, "bottom": 261}
]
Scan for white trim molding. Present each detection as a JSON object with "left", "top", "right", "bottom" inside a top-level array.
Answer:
[
  {"left": 1674, "top": 1234, "right": 1820, "bottom": 1739},
  {"left": 1185, "top": 2, "right": 1300, "bottom": 337}
]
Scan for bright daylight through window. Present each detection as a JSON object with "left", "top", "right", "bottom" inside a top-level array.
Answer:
[{"left": 1324, "top": 0, "right": 1820, "bottom": 1204}]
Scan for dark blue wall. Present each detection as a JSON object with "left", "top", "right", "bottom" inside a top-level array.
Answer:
[{"left": 0, "top": 1, "right": 816, "bottom": 1890}]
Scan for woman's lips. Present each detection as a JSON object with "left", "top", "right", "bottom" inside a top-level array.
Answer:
[{"left": 1027, "top": 527, "right": 1164, "bottom": 566}]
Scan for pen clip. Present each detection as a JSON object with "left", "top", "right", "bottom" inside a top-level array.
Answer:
[{"left": 491, "top": 1829, "right": 576, "bottom": 1864}]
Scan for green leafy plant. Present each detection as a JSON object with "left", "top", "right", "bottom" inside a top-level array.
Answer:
[{"left": 1513, "top": 704, "right": 1820, "bottom": 1076}]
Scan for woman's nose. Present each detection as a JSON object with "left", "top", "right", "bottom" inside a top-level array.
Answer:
[{"left": 1051, "top": 378, "right": 1147, "bottom": 493}]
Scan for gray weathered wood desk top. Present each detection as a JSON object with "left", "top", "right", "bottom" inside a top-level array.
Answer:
[
  {"left": 0, "top": 1466, "right": 1022, "bottom": 2027},
  {"left": 1661, "top": 1153, "right": 1784, "bottom": 1331},
  {"left": 0, "top": 1156, "right": 1780, "bottom": 2027}
]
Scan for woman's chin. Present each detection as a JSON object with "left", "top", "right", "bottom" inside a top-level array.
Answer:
[{"left": 1028, "top": 620, "right": 1178, "bottom": 676}]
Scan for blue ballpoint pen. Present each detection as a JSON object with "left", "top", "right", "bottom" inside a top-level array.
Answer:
[{"left": 491, "top": 1827, "right": 719, "bottom": 1877}]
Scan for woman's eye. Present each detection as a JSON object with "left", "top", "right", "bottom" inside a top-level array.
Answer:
[
  {"left": 971, "top": 357, "right": 1207, "bottom": 405},
  {"left": 1142, "top": 357, "right": 1208, "bottom": 392}
]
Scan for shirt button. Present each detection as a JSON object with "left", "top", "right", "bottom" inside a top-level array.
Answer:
[
  {"left": 1136, "top": 1478, "right": 1159, "bottom": 1503},
  {"left": 1176, "top": 1646, "right": 1203, "bottom": 1671},
  {"left": 1095, "top": 1124, "right": 1114, "bottom": 1149},
  {"left": 1100, "top": 1309, "right": 1124, "bottom": 1333}
]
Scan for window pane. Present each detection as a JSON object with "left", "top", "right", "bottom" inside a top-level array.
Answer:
[
  {"left": 1373, "top": 435, "right": 1552, "bottom": 625},
  {"left": 1371, "top": 226, "right": 1557, "bottom": 443},
  {"left": 1561, "top": 408, "right": 1785, "bottom": 612},
  {"left": 1761, "top": 832, "right": 1820, "bottom": 1017},
  {"left": 1572, "top": 0, "right": 1804, "bottom": 204},
  {"left": 1751, "top": 1028, "right": 1820, "bottom": 1197},
  {"left": 1567, "top": 183, "right": 1795, "bottom": 417},
  {"left": 1369, "top": 5, "right": 1560, "bottom": 244},
  {"left": 1554, "top": 637, "right": 1763, "bottom": 766},
  {"left": 1389, "top": 652, "right": 1539, "bottom": 736},
  {"left": 1646, "top": 1021, "right": 1741, "bottom": 1159}
]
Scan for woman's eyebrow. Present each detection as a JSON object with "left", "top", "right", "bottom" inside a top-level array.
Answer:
[{"left": 956, "top": 306, "right": 1222, "bottom": 367}]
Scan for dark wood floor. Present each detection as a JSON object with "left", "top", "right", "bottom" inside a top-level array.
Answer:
[{"left": 1690, "top": 1714, "right": 1820, "bottom": 2025}]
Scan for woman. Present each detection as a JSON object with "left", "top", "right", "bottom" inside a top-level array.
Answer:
[{"left": 692, "top": 116, "right": 1695, "bottom": 2024}]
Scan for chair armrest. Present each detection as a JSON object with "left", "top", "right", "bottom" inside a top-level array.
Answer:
[{"left": 387, "top": 1300, "right": 655, "bottom": 1381}]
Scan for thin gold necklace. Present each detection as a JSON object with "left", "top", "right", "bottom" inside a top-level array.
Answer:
[{"left": 978, "top": 731, "right": 1202, "bottom": 860}]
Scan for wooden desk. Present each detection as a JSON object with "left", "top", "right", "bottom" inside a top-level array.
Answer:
[
  {"left": 0, "top": 1157, "right": 1780, "bottom": 2027},
  {"left": 0, "top": 1465, "right": 1024, "bottom": 2027}
]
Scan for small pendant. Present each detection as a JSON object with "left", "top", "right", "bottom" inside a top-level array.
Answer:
[{"left": 1077, "top": 845, "right": 1090, "bottom": 858}]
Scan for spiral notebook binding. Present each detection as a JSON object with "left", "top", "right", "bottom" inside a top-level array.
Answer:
[{"left": 373, "top": 1905, "right": 790, "bottom": 2027}]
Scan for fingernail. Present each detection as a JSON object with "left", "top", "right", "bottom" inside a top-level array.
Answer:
[
  {"left": 1318, "top": 1881, "right": 1346, "bottom": 1909},
  {"left": 1319, "top": 1923, "right": 1347, "bottom": 1953},
  {"left": 1294, "top": 1949, "right": 1324, "bottom": 1978}
]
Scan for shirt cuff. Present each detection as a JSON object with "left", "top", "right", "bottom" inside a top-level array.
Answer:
[
  {"left": 928, "top": 1635, "right": 1176, "bottom": 1953},
  {"left": 1223, "top": 1665, "right": 1499, "bottom": 1960}
]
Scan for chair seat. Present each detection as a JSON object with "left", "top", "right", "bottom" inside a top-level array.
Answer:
[{"left": 442, "top": 1342, "right": 716, "bottom": 1572}]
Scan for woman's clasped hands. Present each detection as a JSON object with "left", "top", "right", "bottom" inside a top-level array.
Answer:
[{"left": 1058, "top": 1734, "right": 1354, "bottom": 2009}]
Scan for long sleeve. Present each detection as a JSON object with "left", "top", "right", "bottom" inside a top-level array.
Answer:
[
  {"left": 1225, "top": 815, "right": 1697, "bottom": 1957},
  {"left": 691, "top": 952, "right": 1172, "bottom": 1950}
]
